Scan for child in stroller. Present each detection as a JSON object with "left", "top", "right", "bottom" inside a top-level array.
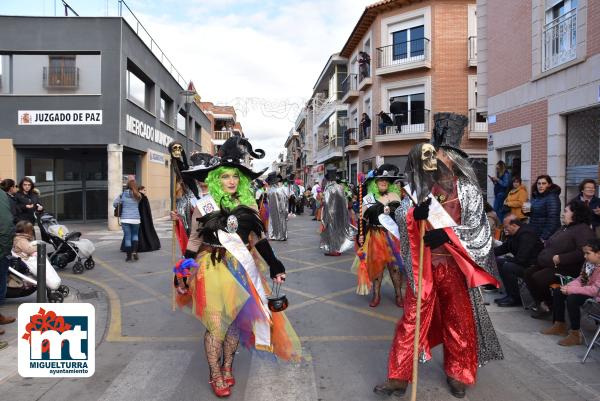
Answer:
[
  {"left": 9, "top": 221, "right": 69, "bottom": 302},
  {"left": 36, "top": 212, "right": 95, "bottom": 274}
]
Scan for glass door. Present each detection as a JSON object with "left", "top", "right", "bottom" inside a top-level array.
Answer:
[{"left": 54, "top": 158, "right": 83, "bottom": 221}]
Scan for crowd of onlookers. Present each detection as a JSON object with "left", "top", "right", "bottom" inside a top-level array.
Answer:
[{"left": 489, "top": 170, "right": 600, "bottom": 349}]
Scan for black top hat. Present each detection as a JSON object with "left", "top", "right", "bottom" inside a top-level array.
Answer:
[
  {"left": 431, "top": 112, "right": 469, "bottom": 158},
  {"left": 325, "top": 164, "right": 338, "bottom": 181},
  {"left": 266, "top": 172, "right": 283, "bottom": 185},
  {"left": 182, "top": 136, "right": 267, "bottom": 181}
]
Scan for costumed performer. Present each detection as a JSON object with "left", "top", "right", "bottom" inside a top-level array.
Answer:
[
  {"left": 266, "top": 172, "right": 288, "bottom": 241},
  {"left": 320, "top": 165, "right": 355, "bottom": 256}
]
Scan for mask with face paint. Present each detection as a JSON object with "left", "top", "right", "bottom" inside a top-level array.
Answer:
[{"left": 421, "top": 143, "right": 437, "bottom": 171}]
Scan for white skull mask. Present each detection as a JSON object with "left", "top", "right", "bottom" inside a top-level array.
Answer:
[
  {"left": 421, "top": 144, "right": 437, "bottom": 171},
  {"left": 171, "top": 144, "right": 183, "bottom": 159}
]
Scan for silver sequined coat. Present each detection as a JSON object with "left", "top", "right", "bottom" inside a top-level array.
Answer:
[
  {"left": 320, "top": 181, "right": 355, "bottom": 253},
  {"left": 395, "top": 177, "right": 504, "bottom": 365},
  {"left": 267, "top": 185, "right": 288, "bottom": 241}
]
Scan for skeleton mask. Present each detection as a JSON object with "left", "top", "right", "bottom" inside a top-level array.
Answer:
[
  {"left": 421, "top": 144, "right": 437, "bottom": 171},
  {"left": 171, "top": 144, "right": 183, "bottom": 159}
]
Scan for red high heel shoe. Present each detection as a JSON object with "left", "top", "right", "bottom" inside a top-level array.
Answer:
[
  {"left": 369, "top": 295, "right": 381, "bottom": 307},
  {"left": 221, "top": 367, "right": 235, "bottom": 387},
  {"left": 209, "top": 375, "right": 231, "bottom": 398}
]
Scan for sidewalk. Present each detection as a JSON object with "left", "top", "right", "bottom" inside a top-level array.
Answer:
[{"left": 0, "top": 275, "right": 109, "bottom": 384}]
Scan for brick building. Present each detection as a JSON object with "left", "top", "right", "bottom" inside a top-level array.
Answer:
[
  {"left": 479, "top": 0, "right": 600, "bottom": 202},
  {"left": 198, "top": 102, "right": 245, "bottom": 155}
]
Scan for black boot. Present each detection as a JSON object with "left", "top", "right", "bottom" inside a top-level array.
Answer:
[
  {"left": 373, "top": 379, "right": 408, "bottom": 396},
  {"left": 132, "top": 241, "right": 139, "bottom": 261},
  {"left": 125, "top": 247, "right": 132, "bottom": 262},
  {"left": 447, "top": 376, "right": 466, "bottom": 398}
]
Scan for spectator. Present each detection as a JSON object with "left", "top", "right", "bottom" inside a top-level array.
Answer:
[
  {"left": 377, "top": 111, "right": 393, "bottom": 135},
  {"left": 0, "top": 179, "right": 18, "bottom": 223},
  {"left": 12, "top": 220, "right": 36, "bottom": 260},
  {"left": 484, "top": 201, "right": 501, "bottom": 234},
  {"left": 0, "top": 187, "right": 16, "bottom": 345},
  {"left": 571, "top": 179, "right": 600, "bottom": 235},
  {"left": 524, "top": 200, "right": 595, "bottom": 318},
  {"left": 360, "top": 113, "right": 371, "bottom": 138},
  {"left": 541, "top": 238, "right": 600, "bottom": 346},
  {"left": 137, "top": 186, "right": 160, "bottom": 252},
  {"left": 493, "top": 215, "right": 544, "bottom": 307},
  {"left": 114, "top": 179, "right": 142, "bottom": 262},
  {"left": 504, "top": 177, "right": 528, "bottom": 221},
  {"left": 489, "top": 161, "right": 511, "bottom": 220},
  {"left": 358, "top": 51, "right": 370, "bottom": 80},
  {"left": 15, "top": 177, "right": 43, "bottom": 224},
  {"left": 526, "top": 174, "right": 561, "bottom": 241}
]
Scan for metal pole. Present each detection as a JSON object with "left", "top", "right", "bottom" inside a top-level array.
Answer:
[
  {"left": 36, "top": 243, "right": 47, "bottom": 303},
  {"left": 410, "top": 220, "right": 426, "bottom": 401}
]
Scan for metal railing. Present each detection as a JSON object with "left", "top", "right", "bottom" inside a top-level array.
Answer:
[
  {"left": 377, "top": 38, "right": 430, "bottom": 69},
  {"left": 341, "top": 74, "right": 358, "bottom": 97},
  {"left": 376, "top": 110, "right": 430, "bottom": 135},
  {"left": 469, "top": 109, "right": 487, "bottom": 132},
  {"left": 359, "top": 125, "right": 371, "bottom": 141},
  {"left": 43, "top": 66, "right": 79, "bottom": 88},
  {"left": 543, "top": 9, "right": 577, "bottom": 71},
  {"left": 468, "top": 36, "right": 477, "bottom": 64},
  {"left": 118, "top": 0, "right": 187, "bottom": 88},
  {"left": 343, "top": 128, "right": 359, "bottom": 147},
  {"left": 214, "top": 130, "right": 232, "bottom": 141}
]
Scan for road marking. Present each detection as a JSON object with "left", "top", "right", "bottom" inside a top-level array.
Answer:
[
  {"left": 123, "top": 297, "right": 157, "bottom": 307},
  {"left": 244, "top": 352, "right": 318, "bottom": 401},
  {"left": 300, "top": 335, "right": 392, "bottom": 342},
  {"left": 98, "top": 350, "right": 192, "bottom": 401},
  {"left": 286, "top": 287, "right": 356, "bottom": 311},
  {"left": 95, "top": 257, "right": 169, "bottom": 301}
]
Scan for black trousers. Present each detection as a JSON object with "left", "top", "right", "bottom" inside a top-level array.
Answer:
[
  {"left": 497, "top": 258, "right": 525, "bottom": 302},
  {"left": 524, "top": 264, "right": 581, "bottom": 307},
  {"left": 551, "top": 288, "right": 591, "bottom": 330},
  {"left": 288, "top": 196, "right": 296, "bottom": 214}
]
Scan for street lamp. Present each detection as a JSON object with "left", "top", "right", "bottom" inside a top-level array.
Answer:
[{"left": 175, "top": 89, "right": 196, "bottom": 154}]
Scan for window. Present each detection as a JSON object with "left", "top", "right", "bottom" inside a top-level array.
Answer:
[
  {"left": 46, "top": 55, "right": 77, "bottom": 88},
  {"left": 392, "top": 25, "right": 424, "bottom": 61},
  {"left": 160, "top": 92, "right": 173, "bottom": 123},
  {"left": 361, "top": 158, "right": 373, "bottom": 173},
  {"left": 0, "top": 55, "right": 9, "bottom": 94},
  {"left": 127, "top": 70, "right": 147, "bottom": 109},
  {"left": 389, "top": 92, "right": 425, "bottom": 125},
  {"left": 543, "top": 0, "right": 577, "bottom": 70},
  {"left": 177, "top": 111, "right": 186, "bottom": 133}
]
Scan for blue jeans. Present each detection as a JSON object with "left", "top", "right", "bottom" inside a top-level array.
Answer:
[
  {"left": 0, "top": 256, "right": 9, "bottom": 304},
  {"left": 122, "top": 223, "right": 140, "bottom": 248}
]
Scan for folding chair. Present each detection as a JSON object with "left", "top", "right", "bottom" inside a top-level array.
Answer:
[{"left": 581, "top": 298, "right": 600, "bottom": 363}]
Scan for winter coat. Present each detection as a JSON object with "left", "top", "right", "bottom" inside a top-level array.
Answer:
[
  {"left": 12, "top": 232, "right": 36, "bottom": 260},
  {"left": 565, "top": 265, "right": 600, "bottom": 302},
  {"left": 504, "top": 185, "right": 528, "bottom": 220},
  {"left": 494, "top": 224, "right": 544, "bottom": 267},
  {"left": 570, "top": 193, "right": 600, "bottom": 229},
  {"left": 113, "top": 190, "right": 141, "bottom": 222},
  {"left": 15, "top": 190, "right": 42, "bottom": 223},
  {"left": 0, "top": 191, "right": 15, "bottom": 259},
  {"left": 528, "top": 185, "right": 561, "bottom": 240},
  {"left": 537, "top": 223, "right": 595, "bottom": 275}
]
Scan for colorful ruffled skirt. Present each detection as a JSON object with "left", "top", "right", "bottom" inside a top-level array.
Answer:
[
  {"left": 177, "top": 248, "right": 302, "bottom": 361},
  {"left": 352, "top": 227, "right": 403, "bottom": 295}
]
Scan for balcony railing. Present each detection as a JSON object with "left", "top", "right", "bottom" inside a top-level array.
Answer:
[
  {"left": 376, "top": 110, "right": 430, "bottom": 136},
  {"left": 543, "top": 9, "right": 577, "bottom": 71},
  {"left": 469, "top": 109, "right": 487, "bottom": 133},
  {"left": 341, "top": 74, "right": 358, "bottom": 97},
  {"left": 468, "top": 36, "right": 477, "bottom": 66},
  {"left": 214, "top": 130, "right": 232, "bottom": 141},
  {"left": 359, "top": 125, "right": 371, "bottom": 142},
  {"left": 43, "top": 66, "right": 79, "bottom": 88},
  {"left": 344, "top": 128, "right": 359, "bottom": 147},
  {"left": 376, "top": 38, "right": 430, "bottom": 69}
]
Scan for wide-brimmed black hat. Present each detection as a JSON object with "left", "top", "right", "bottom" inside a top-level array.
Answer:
[
  {"left": 365, "top": 163, "right": 401, "bottom": 184},
  {"left": 325, "top": 165, "right": 338, "bottom": 181},
  {"left": 182, "top": 136, "right": 267, "bottom": 181},
  {"left": 265, "top": 172, "right": 283, "bottom": 185}
]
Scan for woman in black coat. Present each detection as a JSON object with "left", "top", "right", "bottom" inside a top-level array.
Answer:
[
  {"left": 524, "top": 199, "right": 595, "bottom": 318},
  {"left": 121, "top": 186, "right": 160, "bottom": 252},
  {"left": 15, "top": 177, "right": 43, "bottom": 224},
  {"left": 527, "top": 175, "right": 561, "bottom": 241},
  {"left": 0, "top": 179, "right": 18, "bottom": 223}
]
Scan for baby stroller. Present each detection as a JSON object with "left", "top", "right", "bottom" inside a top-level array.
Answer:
[
  {"left": 5, "top": 255, "right": 70, "bottom": 303},
  {"left": 36, "top": 213, "right": 96, "bottom": 274}
]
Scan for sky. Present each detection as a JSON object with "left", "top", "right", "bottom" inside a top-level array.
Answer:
[{"left": 2, "top": 0, "right": 374, "bottom": 171}]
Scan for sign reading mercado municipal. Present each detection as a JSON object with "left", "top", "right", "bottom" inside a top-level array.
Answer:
[
  {"left": 126, "top": 114, "right": 173, "bottom": 148},
  {"left": 18, "top": 110, "right": 103, "bottom": 125}
]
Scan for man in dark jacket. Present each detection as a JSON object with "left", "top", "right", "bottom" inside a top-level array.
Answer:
[
  {"left": 494, "top": 214, "right": 544, "bottom": 307},
  {"left": 0, "top": 189, "right": 16, "bottom": 345}
]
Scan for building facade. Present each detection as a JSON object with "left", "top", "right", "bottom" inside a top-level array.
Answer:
[
  {"left": 199, "top": 102, "right": 247, "bottom": 156},
  {"left": 338, "top": 0, "right": 487, "bottom": 186},
  {"left": 0, "top": 16, "right": 211, "bottom": 228},
  {"left": 479, "top": 0, "right": 600, "bottom": 202}
]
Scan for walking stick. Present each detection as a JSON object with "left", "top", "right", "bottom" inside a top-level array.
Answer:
[
  {"left": 171, "top": 168, "right": 177, "bottom": 311},
  {"left": 410, "top": 219, "right": 426, "bottom": 401}
]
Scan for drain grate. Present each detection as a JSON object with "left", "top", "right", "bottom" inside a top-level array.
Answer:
[{"left": 78, "top": 290, "right": 99, "bottom": 300}]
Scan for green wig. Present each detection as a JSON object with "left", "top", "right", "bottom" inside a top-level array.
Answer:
[
  {"left": 366, "top": 178, "right": 401, "bottom": 200},
  {"left": 206, "top": 166, "right": 257, "bottom": 210}
]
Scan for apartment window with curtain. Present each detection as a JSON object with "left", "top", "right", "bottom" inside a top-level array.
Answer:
[
  {"left": 392, "top": 25, "right": 424, "bottom": 61},
  {"left": 543, "top": 0, "right": 577, "bottom": 71}
]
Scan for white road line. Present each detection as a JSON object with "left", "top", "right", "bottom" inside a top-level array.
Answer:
[{"left": 98, "top": 350, "right": 191, "bottom": 401}]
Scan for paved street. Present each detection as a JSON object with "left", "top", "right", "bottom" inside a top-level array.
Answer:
[{"left": 1, "top": 214, "right": 600, "bottom": 401}]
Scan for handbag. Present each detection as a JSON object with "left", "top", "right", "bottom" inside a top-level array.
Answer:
[{"left": 113, "top": 193, "right": 123, "bottom": 218}]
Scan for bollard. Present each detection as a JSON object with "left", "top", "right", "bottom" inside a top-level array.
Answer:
[{"left": 36, "top": 242, "right": 47, "bottom": 303}]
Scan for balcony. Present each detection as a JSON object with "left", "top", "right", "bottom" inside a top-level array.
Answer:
[
  {"left": 316, "top": 137, "right": 344, "bottom": 164},
  {"left": 376, "top": 38, "right": 431, "bottom": 75},
  {"left": 43, "top": 66, "right": 79, "bottom": 88},
  {"left": 358, "top": 126, "right": 372, "bottom": 148},
  {"left": 358, "top": 64, "right": 372, "bottom": 90},
  {"left": 343, "top": 128, "right": 359, "bottom": 152},
  {"left": 341, "top": 74, "right": 359, "bottom": 104},
  {"left": 468, "top": 36, "right": 477, "bottom": 67},
  {"left": 375, "top": 110, "right": 430, "bottom": 142},
  {"left": 468, "top": 109, "right": 487, "bottom": 139},
  {"left": 212, "top": 129, "right": 232, "bottom": 145},
  {"left": 543, "top": 9, "right": 577, "bottom": 72}
]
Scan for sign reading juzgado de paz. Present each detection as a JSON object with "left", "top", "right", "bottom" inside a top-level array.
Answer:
[{"left": 18, "top": 110, "right": 102, "bottom": 125}]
